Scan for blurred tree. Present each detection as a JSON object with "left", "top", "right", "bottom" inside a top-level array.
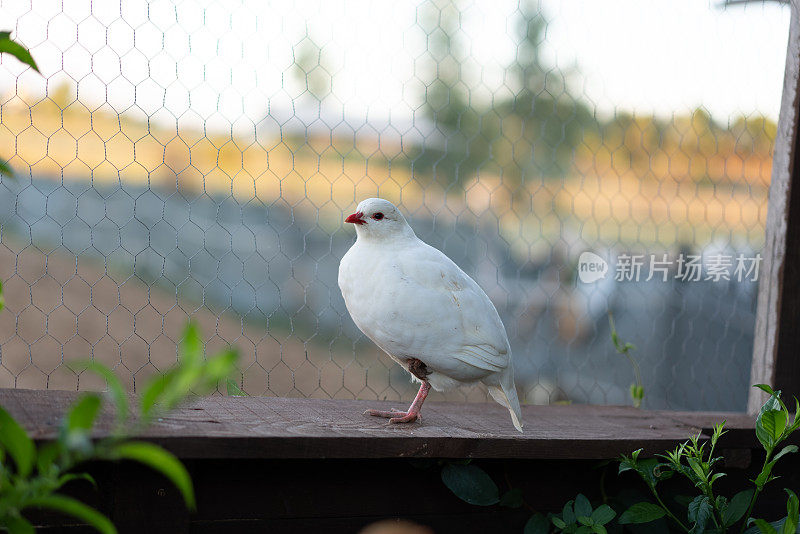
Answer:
[
  {"left": 415, "top": 1, "right": 597, "bottom": 195},
  {"left": 292, "top": 35, "right": 332, "bottom": 103},
  {"left": 49, "top": 80, "right": 74, "bottom": 110},
  {"left": 731, "top": 113, "right": 777, "bottom": 154},
  {"left": 288, "top": 34, "right": 333, "bottom": 154},
  {"left": 500, "top": 3, "right": 597, "bottom": 183},
  {"left": 414, "top": 0, "right": 475, "bottom": 188}
]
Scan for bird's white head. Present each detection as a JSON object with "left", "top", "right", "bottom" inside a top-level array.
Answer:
[{"left": 344, "top": 198, "right": 415, "bottom": 241}]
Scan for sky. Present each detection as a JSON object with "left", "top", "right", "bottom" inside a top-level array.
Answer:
[{"left": 0, "top": 0, "right": 792, "bottom": 134}]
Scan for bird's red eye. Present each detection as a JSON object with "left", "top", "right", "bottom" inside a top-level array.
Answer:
[{"left": 372, "top": 212, "right": 384, "bottom": 220}]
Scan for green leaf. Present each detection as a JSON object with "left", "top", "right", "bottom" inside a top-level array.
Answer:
[
  {"left": 618, "top": 502, "right": 666, "bottom": 524},
  {"left": 563, "top": 500, "right": 576, "bottom": 525},
  {"left": 710, "top": 472, "right": 726, "bottom": 486},
  {"left": 140, "top": 367, "right": 179, "bottom": 418},
  {"left": 201, "top": 349, "right": 238, "bottom": 389},
  {"left": 577, "top": 516, "right": 592, "bottom": 526},
  {"left": 783, "top": 489, "right": 799, "bottom": 534},
  {"left": 591, "top": 524, "right": 607, "bottom": 534},
  {"left": 772, "top": 445, "right": 798, "bottom": 463},
  {"left": 752, "top": 518, "right": 778, "bottom": 534},
  {"left": 717, "top": 495, "right": 730, "bottom": 523},
  {"left": 591, "top": 505, "right": 616, "bottom": 525},
  {"left": 711, "top": 421, "right": 728, "bottom": 448},
  {"left": 36, "top": 441, "right": 62, "bottom": 476},
  {"left": 0, "top": 32, "right": 40, "bottom": 72},
  {"left": 25, "top": 495, "right": 116, "bottom": 534},
  {"left": 553, "top": 516, "right": 568, "bottom": 529},
  {"left": 688, "top": 496, "right": 713, "bottom": 534},
  {"left": 754, "top": 469, "right": 774, "bottom": 489},
  {"left": 499, "top": 488, "right": 524, "bottom": 508},
  {"left": 0, "top": 158, "right": 11, "bottom": 179},
  {"left": 754, "top": 384, "right": 776, "bottom": 396},
  {"left": 630, "top": 384, "right": 644, "bottom": 405},
  {"left": 757, "top": 408, "right": 787, "bottom": 450},
  {"left": 574, "top": 494, "right": 592, "bottom": 519},
  {"left": 687, "top": 457, "right": 706, "bottom": 480},
  {"left": 637, "top": 458, "right": 662, "bottom": 487},
  {"left": 56, "top": 472, "right": 98, "bottom": 490},
  {"left": 440, "top": 463, "right": 499, "bottom": 506},
  {"left": 790, "top": 397, "right": 800, "bottom": 434},
  {"left": 619, "top": 456, "right": 636, "bottom": 475},
  {"left": 3, "top": 515, "right": 35, "bottom": 534},
  {"left": 525, "top": 513, "right": 550, "bottom": 534},
  {"left": 0, "top": 405, "right": 35, "bottom": 477},
  {"left": 756, "top": 393, "right": 786, "bottom": 451},
  {"left": 107, "top": 441, "right": 195, "bottom": 510},
  {"left": 61, "top": 394, "right": 102, "bottom": 454},
  {"left": 66, "top": 394, "right": 102, "bottom": 432},
  {"left": 760, "top": 393, "right": 783, "bottom": 416},
  {"left": 226, "top": 377, "right": 247, "bottom": 397},
  {"left": 724, "top": 489, "right": 754, "bottom": 526},
  {"left": 743, "top": 519, "right": 788, "bottom": 534},
  {"left": 180, "top": 322, "right": 203, "bottom": 367},
  {"left": 793, "top": 397, "right": 800, "bottom": 432},
  {"left": 71, "top": 361, "right": 129, "bottom": 425}
]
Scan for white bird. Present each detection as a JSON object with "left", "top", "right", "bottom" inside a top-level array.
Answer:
[{"left": 338, "top": 198, "right": 523, "bottom": 432}]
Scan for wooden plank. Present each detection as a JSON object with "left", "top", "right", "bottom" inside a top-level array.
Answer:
[
  {"left": 750, "top": 0, "right": 800, "bottom": 412},
  {"left": 0, "top": 388, "right": 754, "bottom": 460}
]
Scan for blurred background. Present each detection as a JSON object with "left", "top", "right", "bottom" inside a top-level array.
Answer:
[{"left": 0, "top": 0, "right": 789, "bottom": 411}]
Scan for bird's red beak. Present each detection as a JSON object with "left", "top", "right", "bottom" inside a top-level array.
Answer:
[{"left": 345, "top": 211, "right": 366, "bottom": 225}]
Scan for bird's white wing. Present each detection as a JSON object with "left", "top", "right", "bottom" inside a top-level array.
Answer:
[{"left": 390, "top": 242, "right": 511, "bottom": 377}]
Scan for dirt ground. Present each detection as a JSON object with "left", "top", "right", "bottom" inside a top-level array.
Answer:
[{"left": 0, "top": 240, "right": 488, "bottom": 403}]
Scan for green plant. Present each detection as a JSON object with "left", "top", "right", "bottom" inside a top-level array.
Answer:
[
  {"left": 226, "top": 377, "right": 247, "bottom": 397},
  {"left": 550, "top": 493, "right": 616, "bottom": 534},
  {"left": 618, "top": 384, "right": 800, "bottom": 534},
  {"left": 0, "top": 322, "right": 239, "bottom": 533},
  {"left": 608, "top": 312, "right": 644, "bottom": 408},
  {"left": 436, "top": 458, "right": 617, "bottom": 534},
  {"left": 436, "top": 385, "right": 799, "bottom": 534},
  {"left": 0, "top": 30, "right": 40, "bottom": 177},
  {"left": 440, "top": 460, "right": 502, "bottom": 506}
]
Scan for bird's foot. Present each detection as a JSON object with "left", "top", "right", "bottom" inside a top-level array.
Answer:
[
  {"left": 364, "top": 408, "right": 421, "bottom": 424},
  {"left": 388, "top": 411, "right": 420, "bottom": 424},
  {"left": 363, "top": 408, "right": 404, "bottom": 418}
]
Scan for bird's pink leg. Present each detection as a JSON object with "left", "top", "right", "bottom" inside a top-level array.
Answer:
[{"left": 365, "top": 381, "right": 431, "bottom": 424}]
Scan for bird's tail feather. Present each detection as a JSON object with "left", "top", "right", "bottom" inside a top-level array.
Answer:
[{"left": 488, "top": 370, "right": 523, "bottom": 433}]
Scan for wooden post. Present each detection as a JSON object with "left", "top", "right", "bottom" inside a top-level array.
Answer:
[{"left": 749, "top": 0, "right": 800, "bottom": 413}]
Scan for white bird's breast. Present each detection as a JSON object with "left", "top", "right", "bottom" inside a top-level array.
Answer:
[
  {"left": 339, "top": 244, "right": 447, "bottom": 355},
  {"left": 338, "top": 238, "right": 511, "bottom": 385}
]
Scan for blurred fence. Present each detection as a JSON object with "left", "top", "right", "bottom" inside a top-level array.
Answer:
[{"left": 0, "top": 0, "right": 789, "bottom": 410}]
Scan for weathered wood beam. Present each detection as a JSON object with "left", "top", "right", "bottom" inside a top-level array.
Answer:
[
  {"left": 749, "top": 0, "right": 800, "bottom": 412},
  {"left": 1, "top": 388, "right": 756, "bottom": 460}
]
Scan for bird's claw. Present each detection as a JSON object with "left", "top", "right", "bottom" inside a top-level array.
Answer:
[
  {"left": 364, "top": 408, "right": 404, "bottom": 418},
  {"left": 364, "top": 408, "right": 421, "bottom": 424},
  {"left": 388, "top": 412, "right": 420, "bottom": 424}
]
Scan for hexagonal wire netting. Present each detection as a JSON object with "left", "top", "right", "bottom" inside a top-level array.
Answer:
[{"left": 0, "top": 1, "right": 789, "bottom": 410}]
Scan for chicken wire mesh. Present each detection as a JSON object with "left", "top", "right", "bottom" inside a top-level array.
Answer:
[{"left": 0, "top": 0, "right": 789, "bottom": 410}]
